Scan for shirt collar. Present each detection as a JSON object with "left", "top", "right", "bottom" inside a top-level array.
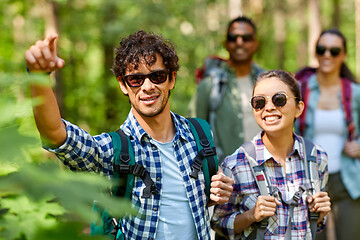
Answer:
[
  {"left": 254, "top": 131, "right": 303, "bottom": 165},
  {"left": 121, "top": 109, "right": 191, "bottom": 143}
]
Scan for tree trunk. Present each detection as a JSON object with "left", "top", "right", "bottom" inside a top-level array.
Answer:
[
  {"left": 101, "top": 2, "right": 120, "bottom": 128},
  {"left": 228, "top": 0, "right": 242, "bottom": 19},
  {"left": 293, "top": 0, "right": 308, "bottom": 69},
  {"left": 332, "top": 0, "right": 340, "bottom": 28},
  {"left": 308, "top": 0, "right": 321, "bottom": 67},
  {"left": 273, "top": 1, "right": 286, "bottom": 69}
]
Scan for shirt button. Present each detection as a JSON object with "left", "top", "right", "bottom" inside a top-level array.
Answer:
[
  {"left": 152, "top": 145, "right": 157, "bottom": 150},
  {"left": 237, "top": 113, "right": 243, "bottom": 119},
  {"left": 238, "top": 132, "right": 244, "bottom": 138},
  {"left": 153, "top": 207, "right": 158, "bottom": 211},
  {"left": 157, "top": 177, "right": 161, "bottom": 181}
]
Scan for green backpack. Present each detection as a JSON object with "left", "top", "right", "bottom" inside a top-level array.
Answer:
[{"left": 90, "top": 118, "right": 218, "bottom": 239}]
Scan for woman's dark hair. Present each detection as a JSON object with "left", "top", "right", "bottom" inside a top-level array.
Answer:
[
  {"left": 112, "top": 30, "right": 180, "bottom": 81},
  {"left": 255, "top": 70, "right": 302, "bottom": 103},
  {"left": 316, "top": 29, "right": 356, "bottom": 83}
]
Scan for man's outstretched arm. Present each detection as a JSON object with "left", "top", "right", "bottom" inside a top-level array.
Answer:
[{"left": 25, "top": 33, "right": 67, "bottom": 148}]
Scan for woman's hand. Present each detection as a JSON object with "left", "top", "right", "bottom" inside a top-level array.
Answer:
[
  {"left": 307, "top": 191, "right": 331, "bottom": 223},
  {"left": 343, "top": 140, "right": 360, "bottom": 158},
  {"left": 252, "top": 195, "right": 281, "bottom": 222}
]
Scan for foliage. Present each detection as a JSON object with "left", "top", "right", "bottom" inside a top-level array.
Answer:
[
  {"left": 0, "top": 73, "right": 134, "bottom": 239},
  {"left": 0, "top": 0, "right": 357, "bottom": 238}
]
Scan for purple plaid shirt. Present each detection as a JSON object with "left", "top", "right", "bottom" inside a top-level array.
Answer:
[
  {"left": 45, "top": 110, "right": 211, "bottom": 240},
  {"left": 212, "top": 132, "right": 328, "bottom": 240}
]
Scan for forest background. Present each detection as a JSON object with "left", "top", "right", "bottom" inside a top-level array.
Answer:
[{"left": 0, "top": 0, "right": 359, "bottom": 239}]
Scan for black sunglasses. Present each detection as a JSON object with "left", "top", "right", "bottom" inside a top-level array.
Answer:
[
  {"left": 227, "top": 33, "right": 254, "bottom": 42},
  {"left": 316, "top": 45, "right": 342, "bottom": 57},
  {"left": 121, "top": 69, "right": 170, "bottom": 88},
  {"left": 250, "top": 93, "right": 298, "bottom": 110}
]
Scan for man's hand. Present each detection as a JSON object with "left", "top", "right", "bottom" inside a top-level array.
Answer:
[
  {"left": 209, "top": 168, "right": 234, "bottom": 205},
  {"left": 25, "top": 33, "right": 65, "bottom": 73},
  {"left": 307, "top": 191, "right": 331, "bottom": 223}
]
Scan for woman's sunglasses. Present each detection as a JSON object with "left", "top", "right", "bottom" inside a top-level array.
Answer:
[
  {"left": 315, "top": 45, "right": 342, "bottom": 57},
  {"left": 120, "top": 69, "right": 170, "bottom": 88},
  {"left": 227, "top": 33, "right": 254, "bottom": 42},
  {"left": 250, "top": 93, "right": 298, "bottom": 110}
]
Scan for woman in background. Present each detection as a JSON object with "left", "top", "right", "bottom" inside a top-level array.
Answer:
[{"left": 295, "top": 29, "right": 360, "bottom": 240}]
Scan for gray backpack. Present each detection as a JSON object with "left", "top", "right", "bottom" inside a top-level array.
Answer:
[{"left": 241, "top": 137, "right": 320, "bottom": 240}]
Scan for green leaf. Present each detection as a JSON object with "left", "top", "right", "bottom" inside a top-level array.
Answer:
[{"left": 0, "top": 125, "right": 38, "bottom": 162}]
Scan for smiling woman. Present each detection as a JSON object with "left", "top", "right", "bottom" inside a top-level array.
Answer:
[
  {"left": 295, "top": 29, "right": 360, "bottom": 240},
  {"left": 212, "top": 70, "right": 331, "bottom": 240}
]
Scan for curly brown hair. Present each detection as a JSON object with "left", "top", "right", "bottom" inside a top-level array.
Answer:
[{"left": 112, "top": 30, "right": 180, "bottom": 81}]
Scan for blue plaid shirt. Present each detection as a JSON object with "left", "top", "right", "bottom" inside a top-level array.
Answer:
[
  {"left": 46, "top": 110, "right": 211, "bottom": 240},
  {"left": 211, "top": 132, "right": 328, "bottom": 240}
]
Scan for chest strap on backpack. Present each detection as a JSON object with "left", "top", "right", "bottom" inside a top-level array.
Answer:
[
  {"left": 187, "top": 118, "right": 217, "bottom": 179},
  {"left": 113, "top": 163, "right": 160, "bottom": 198},
  {"left": 112, "top": 129, "right": 159, "bottom": 199}
]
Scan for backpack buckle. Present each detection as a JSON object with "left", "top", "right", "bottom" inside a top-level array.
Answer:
[
  {"left": 190, "top": 159, "right": 203, "bottom": 179},
  {"left": 110, "top": 218, "right": 119, "bottom": 237},
  {"left": 151, "top": 183, "right": 160, "bottom": 195},
  {"left": 293, "top": 185, "right": 306, "bottom": 203},
  {"left": 119, "top": 153, "right": 130, "bottom": 163},
  {"left": 114, "top": 164, "right": 131, "bottom": 173},
  {"left": 202, "top": 147, "right": 216, "bottom": 157},
  {"left": 200, "top": 139, "right": 210, "bottom": 147},
  {"left": 132, "top": 164, "right": 146, "bottom": 177},
  {"left": 259, "top": 217, "right": 269, "bottom": 228},
  {"left": 309, "top": 211, "right": 320, "bottom": 220}
]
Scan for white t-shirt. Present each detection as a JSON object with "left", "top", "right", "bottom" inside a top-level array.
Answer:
[
  {"left": 238, "top": 75, "right": 261, "bottom": 141},
  {"left": 313, "top": 108, "right": 346, "bottom": 174},
  {"left": 152, "top": 139, "right": 198, "bottom": 240}
]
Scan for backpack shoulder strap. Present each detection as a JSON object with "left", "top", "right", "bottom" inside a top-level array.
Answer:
[
  {"left": 240, "top": 141, "right": 270, "bottom": 240},
  {"left": 91, "top": 130, "right": 134, "bottom": 238},
  {"left": 195, "top": 56, "right": 226, "bottom": 84},
  {"left": 299, "top": 78, "right": 310, "bottom": 136},
  {"left": 110, "top": 129, "right": 159, "bottom": 199},
  {"left": 300, "top": 136, "right": 319, "bottom": 194},
  {"left": 241, "top": 141, "right": 270, "bottom": 197},
  {"left": 300, "top": 136, "right": 320, "bottom": 240},
  {"left": 187, "top": 118, "right": 218, "bottom": 199},
  {"left": 295, "top": 67, "right": 316, "bottom": 136},
  {"left": 109, "top": 129, "right": 135, "bottom": 199},
  {"left": 341, "top": 78, "right": 356, "bottom": 140}
]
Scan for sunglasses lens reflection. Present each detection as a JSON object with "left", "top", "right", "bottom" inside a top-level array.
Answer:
[{"left": 251, "top": 96, "right": 266, "bottom": 109}]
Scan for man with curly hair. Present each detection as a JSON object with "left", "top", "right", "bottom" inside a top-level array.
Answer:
[{"left": 25, "top": 30, "right": 233, "bottom": 240}]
